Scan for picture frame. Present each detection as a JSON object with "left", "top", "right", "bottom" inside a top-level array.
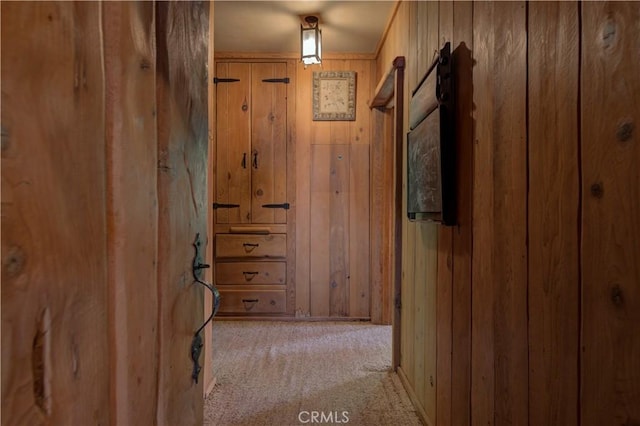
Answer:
[
  {"left": 407, "top": 41, "right": 456, "bottom": 225},
  {"left": 312, "top": 71, "right": 356, "bottom": 121}
]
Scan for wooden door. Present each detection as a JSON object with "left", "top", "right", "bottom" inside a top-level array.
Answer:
[
  {"left": 155, "top": 2, "right": 209, "bottom": 425},
  {"left": 251, "top": 62, "right": 288, "bottom": 224},
  {"left": 215, "top": 62, "right": 252, "bottom": 224},
  {"left": 1, "top": 2, "right": 210, "bottom": 425},
  {"left": 215, "top": 61, "right": 288, "bottom": 225},
  {"left": 1, "top": 3, "right": 110, "bottom": 423}
]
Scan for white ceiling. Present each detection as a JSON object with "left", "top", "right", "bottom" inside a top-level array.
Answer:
[{"left": 213, "top": 1, "right": 397, "bottom": 54}]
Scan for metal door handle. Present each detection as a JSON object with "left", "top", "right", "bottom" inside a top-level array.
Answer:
[
  {"left": 252, "top": 151, "right": 258, "bottom": 169},
  {"left": 242, "top": 153, "right": 247, "bottom": 169}
]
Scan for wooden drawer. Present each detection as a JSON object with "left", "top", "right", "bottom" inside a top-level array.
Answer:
[
  {"left": 217, "top": 287, "right": 286, "bottom": 314},
  {"left": 216, "top": 234, "right": 286, "bottom": 259},
  {"left": 216, "top": 262, "right": 286, "bottom": 285}
]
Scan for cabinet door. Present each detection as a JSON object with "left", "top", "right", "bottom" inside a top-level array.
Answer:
[
  {"left": 216, "top": 62, "right": 252, "bottom": 223},
  {"left": 251, "top": 62, "right": 288, "bottom": 224}
]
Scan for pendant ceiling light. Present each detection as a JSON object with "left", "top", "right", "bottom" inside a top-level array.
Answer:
[{"left": 301, "top": 15, "right": 322, "bottom": 66}]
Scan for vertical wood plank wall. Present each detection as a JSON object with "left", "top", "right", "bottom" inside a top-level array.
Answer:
[
  {"left": 581, "top": 2, "right": 640, "bottom": 424},
  {"left": 473, "top": 3, "right": 529, "bottom": 425},
  {"left": 376, "top": 1, "right": 640, "bottom": 425},
  {"left": 295, "top": 59, "right": 378, "bottom": 319},
  {"left": 2, "top": 2, "right": 210, "bottom": 424},
  {"left": 528, "top": 3, "right": 580, "bottom": 425}
]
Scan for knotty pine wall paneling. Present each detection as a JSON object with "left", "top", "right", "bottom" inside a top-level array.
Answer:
[
  {"left": 436, "top": 4, "right": 454, "bottom": 426},
  {"left": 472, "top": 2, "right": 529, "bottom": 424},
  {"left": 450, "top": 3, "right": 474, "bottom": 426},
  {"left": 377, "top": 1, "right": 640, "bottom": 425},
  {"left": 581, "top": 2, "right": 640, "bottom": 424},
  {"left": 528, "top": 2, "right": 580, "bottom": 425}
]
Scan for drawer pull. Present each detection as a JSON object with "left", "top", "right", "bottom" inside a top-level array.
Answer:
[
  {"left": 242, "top": 298, "right": 259, "bottom": 311},
  {"left": 242, "top": 271, "right": 259, "bottom": 281},
  {"left": 242, "top": 243, "right": 259, "bottom": 252}
]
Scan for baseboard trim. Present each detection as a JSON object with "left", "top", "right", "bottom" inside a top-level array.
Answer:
[
  {"left": 397, "top": 366, "right": 434, "bottom": 426},
  {"left": 214, "top": 316, "right": 372, "bottom": 322}
]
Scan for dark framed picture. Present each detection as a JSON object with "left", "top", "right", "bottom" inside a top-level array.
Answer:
[
  {"left": 312, "top": 71, "right": 356, "bottom": 121},
  {"left": 407, "top": 42, "right": 455, "bottom": 225}
]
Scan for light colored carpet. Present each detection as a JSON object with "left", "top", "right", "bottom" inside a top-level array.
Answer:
[{"left": 204, "top": 321, "right": 422, "bottom": 426}]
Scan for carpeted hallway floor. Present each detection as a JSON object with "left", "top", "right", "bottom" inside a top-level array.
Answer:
[{"left": 204, "top": 321, "right": 422, "bottom": 426}]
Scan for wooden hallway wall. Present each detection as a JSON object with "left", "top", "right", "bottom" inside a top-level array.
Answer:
[{"left": 375, "top": 1, "right": 640, "bottom": 425}]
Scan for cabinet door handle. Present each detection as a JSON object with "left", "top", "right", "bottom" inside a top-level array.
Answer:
[
  {"left": 252, "top": 151, "right": 258, "bottom": 169},
  {"left": 242, "top": 153, "right": 247, "bottom": 169},
  {"left": 242, "top": 298, "right": 259, "bottom": 303},
  {"left": 242, "top": 271, "right": 259, "bottom": 281},
  {"left": 262, "top": 203, "right": 290, "bottom": 210}
]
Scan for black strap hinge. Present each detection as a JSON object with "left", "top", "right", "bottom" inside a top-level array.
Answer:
[
  {"left": 213, "top": 203, "right": 240, "bottom": 209},
  {"left": 214, "top": 77, "right": 240, "bottom": 84},
  {"left": 261, "top": 203, "right": 290, "bottom": 210},
  {"left": 262, "top": 78, "right": 290, "bottom": 84}
]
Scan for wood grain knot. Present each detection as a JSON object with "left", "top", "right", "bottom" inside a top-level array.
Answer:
[
  {"left": 616, "top": 121, "right": 634, "bottom": 142},
  {"left": 601, "top": 19, "right": 618, "bottom": 50},
  {"left": 590, "top": 183, "right": 604, "bottom": 199},
  {"left": 33, "top": 308, "right": 51, "bottom": 415},
  {"left": 3, "top": 245, "right": 26, "bottom": 278},
  {"left": 611, "top": 285, "right": 624, "bottom": 307}
]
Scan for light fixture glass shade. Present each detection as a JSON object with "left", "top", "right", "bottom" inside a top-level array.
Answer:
[{"left": 301, "top": 25, "right": 322, "bottom": 65}]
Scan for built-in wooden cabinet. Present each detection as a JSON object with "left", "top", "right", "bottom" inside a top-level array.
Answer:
[
  {"left": 214, "top": 61, "right": 293, "bottom": 317},
  {"left": 215, "top": 62, "right": 288, "bottom": 224}
]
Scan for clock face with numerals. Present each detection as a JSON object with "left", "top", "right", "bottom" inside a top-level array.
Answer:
[{"left": 312, "top": 71, "right": 356, "bottom": 121}]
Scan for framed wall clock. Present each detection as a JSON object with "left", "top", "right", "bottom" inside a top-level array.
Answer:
[{"left": 312, "top": 71, "right": 356, "bottom": 121}]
